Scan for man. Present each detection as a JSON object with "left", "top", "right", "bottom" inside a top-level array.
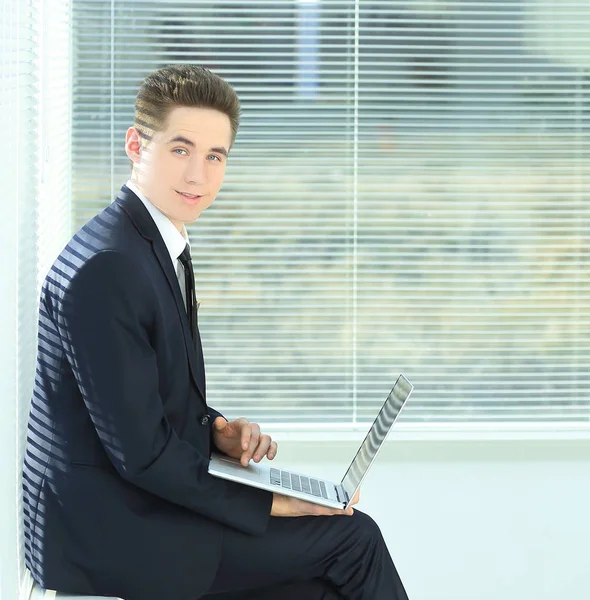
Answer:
[{"left": 22, "top": 64, "right": 409, "bottom": 600}]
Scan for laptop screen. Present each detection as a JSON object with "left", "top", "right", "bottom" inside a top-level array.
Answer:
[{"left": 340, "top": 375, "right": 413, "bottom": 498}]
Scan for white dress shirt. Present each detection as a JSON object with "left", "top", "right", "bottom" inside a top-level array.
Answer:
[{"left": 126, "top": 180, "right": 193, "bottom": 309}]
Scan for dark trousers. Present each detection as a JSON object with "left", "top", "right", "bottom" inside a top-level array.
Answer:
[{"left": 201, "top": 510, "right": 409, "bottom": 600}]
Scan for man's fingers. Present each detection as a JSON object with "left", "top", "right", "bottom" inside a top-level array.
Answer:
[
  {"left": 252, "top": 434, "right": 272, "bottom": 462},
  {"left": 243, "top": 424, "right": 261, "bottom": 465},
  {"left": 301, "top": 499, "right": 354, "bottom": 518},
  {"left": 316, "top": 507, "right": 354, "bottom": 517},
  {"left": 272, "top": 494, "right": 356, "bottom": 518},
  {"left": 248, "top": 424, "right": 261, "bottom": 454},
  {"left": 267, "top": 440, "right": 278, "bottom": 460},
  {"left": 325, "top": 506, "right": 354, "bottom": 517},
  {"left": 239, "top": 419, "right": 251, "bottom": 450},
  {"left": 239, "top": 421, "right": 259, "bottom": 466},
  {"left": 213, "top": 416, "right": 227, "bottom": 431}
]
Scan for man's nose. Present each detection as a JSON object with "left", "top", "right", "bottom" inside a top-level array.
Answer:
[{"left": 185, "top": 157, "right": 206, "bottom": 185}]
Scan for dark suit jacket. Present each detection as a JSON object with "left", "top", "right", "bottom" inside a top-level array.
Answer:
[{"left": 22, "top": 186, "right": 273, "bottom": 600}]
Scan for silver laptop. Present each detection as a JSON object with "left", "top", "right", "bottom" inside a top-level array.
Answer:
[{"left": 208, "top": 374, "right": 413, "bottom": 510}]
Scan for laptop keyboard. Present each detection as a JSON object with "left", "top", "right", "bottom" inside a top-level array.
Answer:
[{"left": 270, "top": 468, "right": 329, "bottom": 499}]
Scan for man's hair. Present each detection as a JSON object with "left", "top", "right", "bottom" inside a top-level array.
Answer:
[{"left": 134, "top": 64, "right": 240, "bottom": 146}]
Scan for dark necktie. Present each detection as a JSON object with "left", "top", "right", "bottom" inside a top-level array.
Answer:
[{"left": 178, "top": 244, "right": 197, "bottom": 340}]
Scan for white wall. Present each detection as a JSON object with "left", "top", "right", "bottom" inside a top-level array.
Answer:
[
  {"left": 1, "top": 173, "right": 19, "bottom": 600},
  {"left": 1, "top": 0, "right": 30, "bottom": 595},
  {"left": 275, "top": 437, "right": 590, "bottom": 600}
]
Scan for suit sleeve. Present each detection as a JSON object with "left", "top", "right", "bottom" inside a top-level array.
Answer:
[{"left": 55, "top": 250, "right": 273, "bottom": 535}]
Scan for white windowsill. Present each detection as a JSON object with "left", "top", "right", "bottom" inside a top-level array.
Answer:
[{"left": 262, "top": 422, "right": 590, "bottom": 443}]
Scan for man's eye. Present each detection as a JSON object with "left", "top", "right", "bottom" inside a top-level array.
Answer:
[
  {"left": 174, "top": 148, "right": 187, "bottom": 155},
  {"left": 208, "top": 154, "right": 221, "bottom": 162}
]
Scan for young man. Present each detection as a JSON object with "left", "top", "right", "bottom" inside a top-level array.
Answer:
[{"left": 22, "top": 65, "right": 410, "bottom": 600}]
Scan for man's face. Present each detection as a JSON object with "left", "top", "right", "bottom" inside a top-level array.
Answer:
[{"left": 125, "top": 106, "right": 232, "bottom": 232}]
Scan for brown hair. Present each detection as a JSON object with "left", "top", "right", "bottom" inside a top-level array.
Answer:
[{"left": 134, "top": 64, "right": 240, "bottom": 146}]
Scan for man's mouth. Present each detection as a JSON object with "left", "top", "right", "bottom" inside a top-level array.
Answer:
[{"left": 176, "top": 190, "right": 202, "bottom": 200}]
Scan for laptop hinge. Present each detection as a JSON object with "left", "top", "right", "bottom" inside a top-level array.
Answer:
[{"left": 336, "top": 485, "right": 350, "bottom": 505}]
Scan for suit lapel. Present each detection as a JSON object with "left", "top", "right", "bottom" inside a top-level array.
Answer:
[{"left": 116, "top": 186, "right": 207, "bottom": 401}]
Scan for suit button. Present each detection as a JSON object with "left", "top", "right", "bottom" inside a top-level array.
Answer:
[{"left": 200, "top": 414, "right": 211, "bottom": 426}]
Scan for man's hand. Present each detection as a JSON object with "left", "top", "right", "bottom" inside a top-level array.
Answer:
[
  {"left": 213, "top": 417, "right": 278, "bottom": 467},
  {"left": 271, "top": 489, "right": 361, "bottom": 518}
]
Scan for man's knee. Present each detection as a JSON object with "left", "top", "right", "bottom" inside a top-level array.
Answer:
[{"left": 348, "top": 510, "right": 386, "bottom": 550}]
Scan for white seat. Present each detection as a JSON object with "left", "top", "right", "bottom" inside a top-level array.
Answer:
[{"left": 32, "top": 583, "right": 122, "bottom": 599}]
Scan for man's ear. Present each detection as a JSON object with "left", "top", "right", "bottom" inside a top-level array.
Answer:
[{"left": 125, "top": 127, "right": 143, "bottom": 165}]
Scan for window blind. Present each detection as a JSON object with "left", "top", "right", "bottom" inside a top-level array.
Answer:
[
  {"left": 38, "top": 0, "right": 73, "bottom": 287},
  {"left": 1, "top": 0, "right": 72, "bottom": 594},
  {"left": 71, "top": 0, "right": 590, "bottom": 426},
  {"left": 1, "top": 0, "right": 39, "bottom": 597}
]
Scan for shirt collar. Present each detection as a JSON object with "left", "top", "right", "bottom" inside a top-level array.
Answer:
[{"left": 126, "top": 180, "right": 189, "bottom": 266}]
